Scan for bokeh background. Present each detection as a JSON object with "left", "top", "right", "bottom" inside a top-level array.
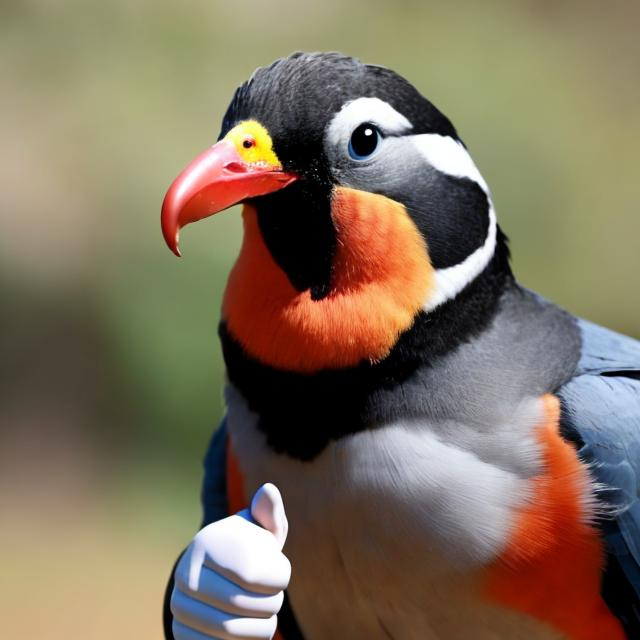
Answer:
[{"left": 1, "top": 0, "right": 638, "bottom": 637}]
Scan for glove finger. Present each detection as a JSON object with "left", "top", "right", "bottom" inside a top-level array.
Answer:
[
  {"left": 196, "top": 515, "right": 291, "bottom": 594},
  {"left": 173, "top": 620, "right": 221, "bottom": 640},
  {"left": 171, "top": 588, "right": 278, "bottom": 640},
  {"left": 175, "top": 563, "right": 284, "bottom": 618},
  {"left": 250, "top": 484, "right": 288, "bottom": 550}
]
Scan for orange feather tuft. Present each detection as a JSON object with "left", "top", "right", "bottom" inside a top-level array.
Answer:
[{"left": 485, "top": 394, "right": 625, "bottom": 639}]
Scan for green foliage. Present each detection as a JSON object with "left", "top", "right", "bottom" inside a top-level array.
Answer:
[{"left": 1, "top": 0, "right": 638, "bottom": 468}]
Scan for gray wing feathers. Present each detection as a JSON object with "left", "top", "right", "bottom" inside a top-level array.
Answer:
[
  {"left": 558, "top": 319, "right": 640, "bottom": 605},
  {"left": 575, "top": 318, "right": 640, "bottom": 377}
]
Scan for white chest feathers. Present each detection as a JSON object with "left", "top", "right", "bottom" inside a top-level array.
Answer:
[{"left": 225, "top": 385, "right": 563, "bottom": 640}]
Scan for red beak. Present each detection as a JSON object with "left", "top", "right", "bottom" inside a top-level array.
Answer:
[{"left": 161, "top": 139, "right": 297, "bottom": 256}]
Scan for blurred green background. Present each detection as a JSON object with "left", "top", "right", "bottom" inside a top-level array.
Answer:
[{"left": 0, "top": 0, "right": 638, "bottom": 637}]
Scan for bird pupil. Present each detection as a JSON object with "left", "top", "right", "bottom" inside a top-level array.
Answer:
[
  {"left": 243, "top": 138, "right": 254, "bottom": 149},
  {"left": 350, "top": 123, "right": 379, "bottom": 158}
]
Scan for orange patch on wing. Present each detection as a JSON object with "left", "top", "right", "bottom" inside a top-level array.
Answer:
[
  {"left": 485, "top": 395, "right": 624, "bottom": 640},
  {"left": 222, "top": 187, "right": 433, "bottom": 372}
]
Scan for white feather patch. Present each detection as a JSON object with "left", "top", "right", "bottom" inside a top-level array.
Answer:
[
  {"left": 224, "top": 386, "right": 560, "bottom": 639},
  {"left": 325, "top": 97, "right": 412, "bottom": 149},
  {"left": 412, "top": 134, "right": 490, "bottom": 194}
]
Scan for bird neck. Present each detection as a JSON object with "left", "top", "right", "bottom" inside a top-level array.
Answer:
[{"left": 219, "top": 217, "right": 513, "bottom": 459}]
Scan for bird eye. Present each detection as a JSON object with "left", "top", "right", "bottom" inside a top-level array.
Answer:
[{"left": 348, "top": 123, "right": 382, "bottom": 160}]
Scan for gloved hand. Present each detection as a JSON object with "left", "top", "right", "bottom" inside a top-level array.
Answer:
[{"left": 171, "top": 483, "right": 291, "bottom": 640}]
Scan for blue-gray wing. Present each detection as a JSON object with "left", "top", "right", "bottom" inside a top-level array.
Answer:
[{"left": 558, "top": 318, "right": 640, "bottom": 635}]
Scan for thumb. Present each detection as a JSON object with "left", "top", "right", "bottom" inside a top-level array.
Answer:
[{"left": 250, "top": 483, "right": 288, "bottom": 550}]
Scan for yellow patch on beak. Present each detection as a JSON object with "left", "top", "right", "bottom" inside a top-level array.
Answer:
[{"left": 224, "top": 120, "right": 281, "bottom": 168}]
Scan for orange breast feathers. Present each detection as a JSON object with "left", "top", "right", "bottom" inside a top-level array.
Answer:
[
  {"left": 485, "top": 394, "right": 625, "bottom": 640},
  {"left": 222, "top": 186, "right": 434, "bottom": 372}
]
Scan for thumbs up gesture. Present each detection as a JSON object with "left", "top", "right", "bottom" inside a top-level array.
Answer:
[{"left": 171, "top": 484, "right": 291, "bottom": 640}]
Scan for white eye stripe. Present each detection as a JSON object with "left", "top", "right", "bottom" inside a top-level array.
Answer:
[
  {"left": 412, "top": 134, "right": 490, "bottom": 194},
  {"left": 424, "top": 206, "right": 498, "bottom": 312},
  {"left": 325, "top": 97, "right": 412, "bottom": 148}
]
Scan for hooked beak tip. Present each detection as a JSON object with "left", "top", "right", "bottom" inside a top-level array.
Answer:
[
  {"left": 164, "top": 229, "right": 182, "bottom": 258},
  {"left": 161, "top": 211, "right": 180, "bottom": 258}
]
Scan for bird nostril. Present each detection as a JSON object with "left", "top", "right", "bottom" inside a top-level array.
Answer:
[{"left": 225, "top": 161, "right": 250, "bottom": 173}]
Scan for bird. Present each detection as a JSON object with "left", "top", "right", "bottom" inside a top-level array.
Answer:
[{"left": 160, "top": 52, "right": 640, "bottom": 640}]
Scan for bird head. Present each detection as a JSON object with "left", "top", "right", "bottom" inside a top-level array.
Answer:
[{"left": 161, "top": 52, "right": 510, "bottom": 373}]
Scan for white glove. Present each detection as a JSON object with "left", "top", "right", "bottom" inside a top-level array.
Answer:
[{"left": 171, "top": 483, "right": 291, "bottom": 640}]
